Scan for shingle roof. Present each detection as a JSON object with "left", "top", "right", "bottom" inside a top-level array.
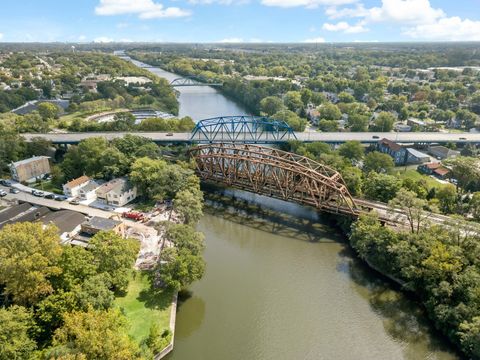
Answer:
[
  {"left": 96, "top": 178, "right": 131, "bottom": 197},
  {"left": 11, "top": 156, "right": 50, "bottom": 168},
  {"left": 379, "top": 138, "right": 403, "bottom": 152},
  {"left": 83, "top": 216, "right": 122, "bottom": 231},
  {"left": 41, "top": 210, "right": 87, "bottom": 234},
  {"left": 64, "top": 175, "right": 90, "bottom": 189}
]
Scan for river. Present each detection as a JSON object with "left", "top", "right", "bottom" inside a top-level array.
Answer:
[{"left": 131, "top": 57, "right": 459, "bottom": 359}]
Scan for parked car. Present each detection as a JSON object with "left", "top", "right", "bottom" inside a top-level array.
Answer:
[
  {"left": 372, "top": 135, "right": 380, "bottom": 139},
  {"left": 69, "top": 199, "right": 80, "bottom": 205},
  {"left": 45, "top": 194, "right": 56, "bottom": 199},
  {"left": 54, "top": 195, "right": 67, "bottom": 201},
  {"left": 0, "top": 179, "right": 11, "bottom": 186},
  {"left": 9, "top": 188, "right": 19, "bottom": 194},
  {"left": 166, "top": 132, "right": 173, "bottom": 136},
  {"left": 31, "top": 190, "right": 44, "bottom": 197},
  {"left": 0, "top": 190, "right": 7, "bottom": 197}
]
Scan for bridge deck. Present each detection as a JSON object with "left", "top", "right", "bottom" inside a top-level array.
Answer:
[{"left": 21, "top": 131, "right": 480, "bottom": 145}]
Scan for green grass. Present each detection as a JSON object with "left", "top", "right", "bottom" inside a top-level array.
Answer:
[
  {"left": 114, "top": 271, "right": 173, "bottom": 343},
  {"left": 391, "top": 168, "right": 448, "bottom": 190},
  {"left": 32, "top": 181, "right": 63, "bottom": 194}
]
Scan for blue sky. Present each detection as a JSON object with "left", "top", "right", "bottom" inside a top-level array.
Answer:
[{"left": 0, "top": 0, "right": 479, "bottom": 43}]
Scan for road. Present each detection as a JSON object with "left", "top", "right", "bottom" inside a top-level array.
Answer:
[
  {"left": 21, "top": 131, "right": 480, "bottom": 145},
  {"left": 0, "top": 185, "right": 115, "bottom": 218}
]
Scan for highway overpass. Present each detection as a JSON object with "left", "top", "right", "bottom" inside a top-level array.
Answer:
[{"left": 21, "top": 131, "right": 480, "bottom": 145}]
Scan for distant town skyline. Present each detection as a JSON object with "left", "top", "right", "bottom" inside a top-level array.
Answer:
[{"left": 0, "top": 0, "right": 479, "bottom": 43}]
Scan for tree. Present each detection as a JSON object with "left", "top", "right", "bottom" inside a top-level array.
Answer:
[
  {"left": 338, "top": 141, "right": 364, "bottom": 162},
  {"left": 55, "top": 245, "right": 96, "bottom": 291},
  {"left": 144, "top": 325, "right": 172, "bottom": 355},
  {"left": 166, "top": 224, "right": 205, "bottom": 256},
  {"left": 283, "top": 91, "right": 303, "bottom": 113},
  {"left": 338, "top": 91, "right": 355, "bottom": 103},
  {"left": 341, "top": 166, "right": 363, "bottom": 196},
  {"left": 260, "top": 96, "right": 284, "bottom": 116},
  {"left": 272, "top": 110, "right": 307, "bottom": 132},
  {"left": 444, "top": 156, "right": 480, "bottom": 192},
  {"left": 50, "top": 308, "right": 141, "bottom": 360},
  {"left": 469, "top": 192, "right": 480, "bottom": 221},
  {"left": 318, "top": 103, "right": 341, "bottom": 120},
  {"left": 436, "top": 184, "right": 458, "bottom": 214},
  {"left": 37, "top": 102, "right": 60, "bottom": 120},
  {"left": 0, "top": 222, "right": 62, "bottom": 305},
  {"left": 174, "top": 189, "right": 204, "bottom": 225},
  {"left": 347, "top": 113, "right": 369, "bottom": 132},
  {"left": 363, "top": 172, "right": 401, "bottom": 202},
  {"left": 363, "top": 151, "right": 394, "bottom": 173},
  {"left": 372, "top": 111, "right": 395, "bottom": 132},
  {"left": 0, "top": 306, "right": 37, "bottom": 360},
  {"left": 318, "top": 119, "right": 338, "bottom": 132},
  {"left": 158, "top": 248, "right": 205, "bottom": 291},
  {"left": 388, "top": 189, "right": 432, "bottom": 233},
  {"left": 89, "top": 231, "right": 139, "bottom": 292}
]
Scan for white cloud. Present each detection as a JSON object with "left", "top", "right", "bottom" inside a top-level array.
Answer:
[
  {"left": 0, "top": 33, "right": 3, "bottom": 40},
  {"left": 95, "top": 0, "right": 190, "bottom": 19},
  {"left": 94, "top": 36, "right": 114, "bottom": 43},
  {"left": 327, "top": 0, "right": 480, "bottom": 41},
  {"left": 217, "top": 37, "right": 244, "bottom": 43},
  {"left": 366, "top": 0, "right": 444, "bottom": 25},
  {"left": 261, "top": 0, "right": 356, "bottom": 9},
  {"left": 78, "top": 35, "right": 87, "bottom": 41},
  {"left": 188, "top": 0, "right": 248, "bottom": 4},
  {"left": 116, "top": 22, "right": 129, "bottom": 28},
  {"left": 303, "top": 37, "right": 326, "bottom": 43},
  {"left": 325, "top": 4, "right": 369, "bottom": 19},
  {"left": 404, "top": 16, "right": 480, "bottom": 41},
  {"left": 322, "top": 21, "right": 367, "bottom": 33}
]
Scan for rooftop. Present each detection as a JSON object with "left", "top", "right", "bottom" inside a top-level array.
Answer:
[
  {"left": 96, "top": 178, "right": 131, "bottom": 197},
  {"left": 379, "top": 138, "right": 403, "bottom": 152},
  {"left": 11, "top": 156, "right": 50, "bottom": 168},
  {"left": 41, "top": 210, "right": 87, "bottom": 234},
  {"left": 80, "top": 180, "right": 100, "bottom": 193},
  {"left": 83, "top": 216, "right": 122, "bottom": 231},
  {"left": 64, "top": 175, "right": 90, "bottom": 189},
  {"left": 407, "top": 148, "right": 430, "bottom": 158}
]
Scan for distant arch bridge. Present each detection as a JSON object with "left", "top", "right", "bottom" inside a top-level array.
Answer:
[{"left": 170, "top": 76, "right": 223, "bottom": 87}]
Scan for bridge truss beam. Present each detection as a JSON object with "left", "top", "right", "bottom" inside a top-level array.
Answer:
[
  {"left": 189, "top": 143, "right": 358, "bottom": 215},
  {"left": 170, "top": 76, "right": 222, "bottom": 87},
  {"left": 190, "top": 116, "right": 297, "bottom": 143}
]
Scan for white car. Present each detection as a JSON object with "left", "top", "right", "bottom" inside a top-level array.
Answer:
[{"left": 0, "top": 190, "right": 7, "bottom": 197}]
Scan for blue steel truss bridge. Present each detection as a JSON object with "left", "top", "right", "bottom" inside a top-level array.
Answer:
[
  {"left": 170, "top": 76, "right": 223, "bottom": 87},
  {"left": 190, "top": 116, "right": 297, "bottom": 143}
]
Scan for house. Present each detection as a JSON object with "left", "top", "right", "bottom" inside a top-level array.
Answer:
[
  {"left": 417, "top": 162, "right": 450, "bottom": 180},
  {"left": 394, "top": 123, "right": 412, "bottom": 132},
  {"left": 80, "top": 216, "right": 125, "bottom": 237},
  {"left": 306, "top": 108, "right": 321, "bottom": 125},
  {"left": 40, "top": 210, "right": 87, "bottom": 243},
  {"left": 63, "top": 175, "right": 90, "bottom": 198},
  {"left": 377, "top": 138, "right": 407, "bottom": 165},
  {"left": 9, "top": 156, "right": 51, "bottom": 183},
  {"left": 406, "top": 148, "right": 430, "bottom": 164},
  {"left": 95, "top": 178, "right": 137, "bottom": 207},
  {"left": 78, "top": 180, "right": 100, "bottom": 201},
  {"left": 428, "top": 146, "right": 460, "bottom": 160}
]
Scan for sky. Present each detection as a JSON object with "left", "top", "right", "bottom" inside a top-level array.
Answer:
[{"left": 0, "top": 0, "right": 479, "bottom": 43}]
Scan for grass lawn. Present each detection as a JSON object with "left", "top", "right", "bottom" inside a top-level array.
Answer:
[
  {"left": 391, "top": 168, "right": 449, "bottom": 190},
  {"left": 32, "top": 180, "right": 63, "bottom": 194},
  {"left": 115, "top": 271, "right": 173, "bottom": 343}
]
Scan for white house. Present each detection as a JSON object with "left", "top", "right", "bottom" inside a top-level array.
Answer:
[
  {"left": 95, "top": 178, "right": 137, "bottom": 207},
  {"left": 78, "top": 180, "right": 100, "bottom": 201},
  {"left": 63, "top": 175, "right": 90, "bottom": 198}
]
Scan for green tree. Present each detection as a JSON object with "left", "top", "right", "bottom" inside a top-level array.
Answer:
[
  {"left": 347, "top": 113, "right": 369, "bottom": 132},
  {"left": 0, "top": 222, "right": 62, "bottom": 305},
  {"left": 318, "top": 119, "right": 339, "bottom": 132},
  {"left": 283, "top": 91, "right": 304, "bottom": 113},
  {"left": 372, "top": 111, "right": 395, "bottom": 132},
  {"left": 436, "top": 184, "right": 458, "bottom": 214},
  {"left": 363, "top": 172, "right": 401, "bottom": 202},
  {"left": 166, "top": 224, "right": 205, "bottom": 256},
  {"left": 318, "top": 103, "right": 341, "bottom": 120},
  {"left": 0, "top": 305, "right": 37, "bottom": 360},
  {"left": 363, "top": 151, "right": 394, "bottom": 173},
  {"left": 388, "top": 188, "right": 431, "bottom": 233},
  {"left": 272, "top": 110, "right": 307, "bottom": 132},
  {"left": 444, "top": 156, "right": 480, "bottom": 192},
  {"left": 89, "top": 231, "right": 139, "bottom": 292},
  {"left": 37, "top": 102, "right": 60, "bottom": 120},
  {"left": 338, "top": 141, "right": 365, "bottom": 162},
  {"left": 174, "top": 189, "right": 204, "bottom": 225},
  {"left": 260, "top": 96, "right": 284, "bottom": 116},
  {"left": 158, "top": 248, "right": 205, "bottom": 291},
  {"left": 50, "top": 307, "right": 141, "bottom": 360}
]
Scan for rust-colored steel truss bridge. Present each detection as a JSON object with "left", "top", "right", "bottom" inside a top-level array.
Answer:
[{"left": 189, "top": 143, "right": 360, "bottom": 216}]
